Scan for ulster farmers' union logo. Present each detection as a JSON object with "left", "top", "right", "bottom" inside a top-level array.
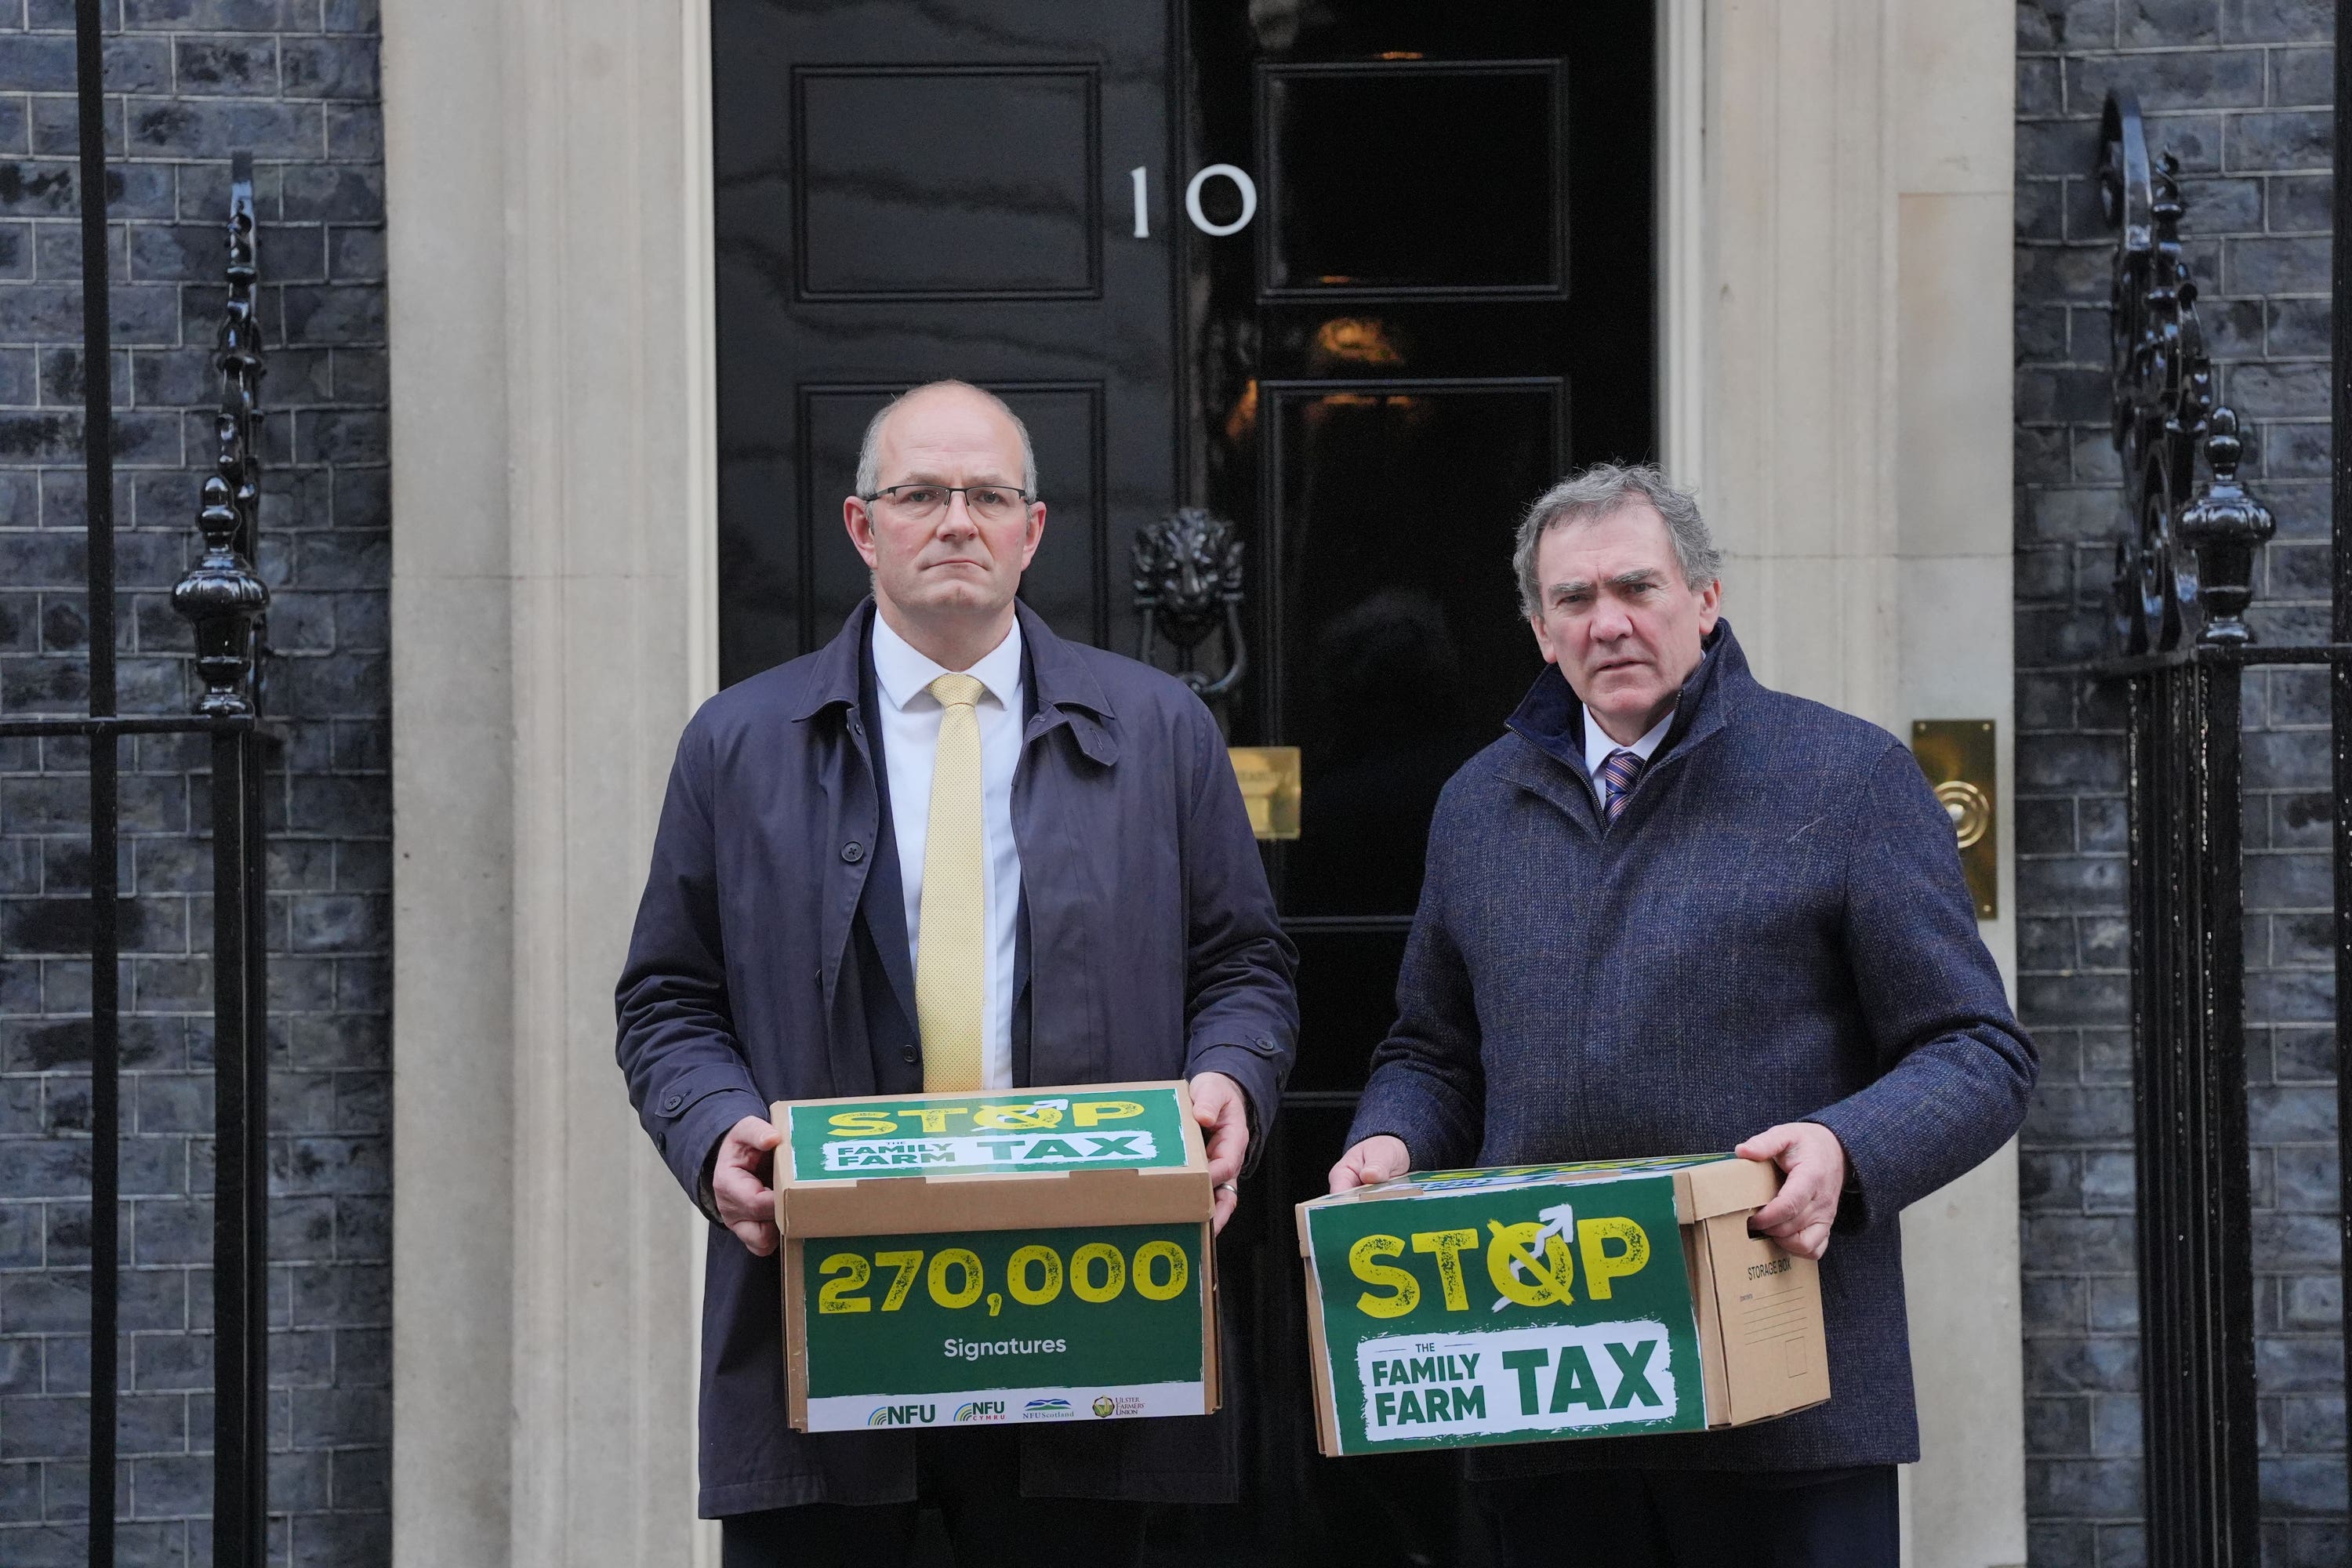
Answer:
[{"left": 1091, "top": 1396, "right": 1116, "bottom": 1417}]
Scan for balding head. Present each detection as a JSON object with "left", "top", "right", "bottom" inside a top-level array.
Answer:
[
  {"left": 841, "top": 378, "right": 1048, "bottom": 671},
  {"left": 856, "top": 380, "right": 1037, "bottom": 500}
]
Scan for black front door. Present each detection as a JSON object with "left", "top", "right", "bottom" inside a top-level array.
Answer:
[{"left": 713, "top": 4, "right": 1655, "bottom": 1561}]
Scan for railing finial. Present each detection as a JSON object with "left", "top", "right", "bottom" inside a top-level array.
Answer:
[
  {"left": 2099, "top": 91, "right": 2272, "bottom": 654},
  {"left": 171, "top": 152, "right": 270, "bottom": 717}
]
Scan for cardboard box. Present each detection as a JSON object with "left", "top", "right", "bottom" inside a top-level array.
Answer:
[
  {"left": 1296, "top": 1153, "right": 1828, "bottom": 1456},
  {"left": 773, "top": 1081, "right": 1219, "bottom": 1432}
]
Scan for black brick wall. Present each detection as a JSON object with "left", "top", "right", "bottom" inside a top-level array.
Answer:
[
  {"left": 2017, "top": 2, "right": 2344, "bottom": 1564},
  {"left": 0, "top": 2, "right": 387, "bottom": 1563}
]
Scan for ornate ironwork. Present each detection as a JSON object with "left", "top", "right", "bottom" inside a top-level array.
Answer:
[
  {"left": 2099, "top": 90, "right": 2273, "bottom": 653},
  {"left": 1132, "top": 506, "right": 1248, "bottom": 706},
  {"left": 2089, "top": 82, "right": 2350, "bottom": 1568},
  {"left": 172, "top": 157, "right": 270, "bottom": 714}
]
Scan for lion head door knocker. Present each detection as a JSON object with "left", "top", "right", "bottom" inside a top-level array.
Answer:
[
  {"left": 1132, "top": 508, "right": 1298, "bottom": 838},
  {"left": 1133, "top": 506, "right": 1248, "bottom": 705}
]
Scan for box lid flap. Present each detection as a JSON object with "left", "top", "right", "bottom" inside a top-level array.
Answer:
[
  {"left": 1673, "top": 1156, "right": 1780, "bottom": 1221},
  {"left": 772, "top": 1081, "right": 1212, "bottom": 1238},
  {"left": 775, "top": 1080, "right": 1203, "bottom": 1186}
]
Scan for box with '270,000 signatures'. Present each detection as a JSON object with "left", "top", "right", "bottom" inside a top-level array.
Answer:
[{"left": 773, "top": 1081, "right": 1218, "bottom": 1432}]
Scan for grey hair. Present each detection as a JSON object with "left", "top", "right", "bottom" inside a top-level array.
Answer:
[
  {"left": 854, "top": 379, "right": 1038, "bottom": 499},
  {"left": 1512, "top": 463, "right": 1722, "bottom": 618}
]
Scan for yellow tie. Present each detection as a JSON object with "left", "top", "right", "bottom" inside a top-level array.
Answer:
[{"left": 917, "top": 672, "right": 988, "bottom": 1091}]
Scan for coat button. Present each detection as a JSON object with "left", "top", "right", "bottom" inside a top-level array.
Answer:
[
  {"left": 841, "top": 841, "right": 866, "bottom": 863},
  {"left": 660, "top": 1092, "right": 684, "bottom": 1112},
  {"left": 902, "top": 1047, "right": 918, "bottom": 1065}
]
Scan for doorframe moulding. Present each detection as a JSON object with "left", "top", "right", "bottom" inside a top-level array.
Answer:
[{"left": 387, "top": 0, "right": 720, "bottom": 1561}]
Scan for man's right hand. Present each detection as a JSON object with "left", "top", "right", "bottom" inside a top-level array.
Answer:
[
  {"left": 1328, "top": 1134, "right": 1411, "bottom": 1193},
  {"left": 713, "top": 1115, "right": 784, "bottom": 1256}
]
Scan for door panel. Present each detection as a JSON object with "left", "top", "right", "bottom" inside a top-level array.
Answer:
[
  {"left": 794, "top": 66, "right": 1102, "bottom": 299},
  {"left": 1260, "top": 62, "right": 1566, "bottom": 298},
  {"left": 1265, "top": 379, "right": 1563, "bottom": 919}
]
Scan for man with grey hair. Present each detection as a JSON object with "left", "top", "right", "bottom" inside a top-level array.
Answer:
[
  {"left": 618, "top": 379, "right": 1297, "bottom": 1565},
  {"left": 1330, "top": 463, "right": 2034, "bottom": 1564}
]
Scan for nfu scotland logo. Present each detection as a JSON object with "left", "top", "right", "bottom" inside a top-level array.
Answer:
[{"left": 1022, "top": 1398, "right": 1074, "bottom": 1419}]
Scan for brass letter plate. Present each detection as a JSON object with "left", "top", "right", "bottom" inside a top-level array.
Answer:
[
  {"left": 1909, "top": 720, "right": 1997, "bottom": 920},
  {"left": 1227, "top": 746, "right": 1301, "bottom": 840}
]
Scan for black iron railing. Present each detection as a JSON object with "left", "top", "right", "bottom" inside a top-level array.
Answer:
[
  {"left": 0, "top": 9, "right": 274, "bottom": 1564},
  {"left": 2090, "top": 84, "right": 2352, "bottom": 1568}
]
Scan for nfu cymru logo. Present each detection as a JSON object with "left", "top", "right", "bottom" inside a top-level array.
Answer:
[{"left": 954, "top": 1401, "right": 1007, "bottom": 1423}]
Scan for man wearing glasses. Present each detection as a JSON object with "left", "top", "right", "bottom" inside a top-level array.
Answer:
[{"left": 616, "top": 380, "right": 1298, "bottom": 1566}]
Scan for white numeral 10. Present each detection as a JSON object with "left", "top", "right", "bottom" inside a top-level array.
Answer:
[{"left": 1129, "top": 165, "right": 1260, "bottom": 238}]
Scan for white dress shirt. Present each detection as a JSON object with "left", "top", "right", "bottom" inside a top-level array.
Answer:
[
  {"left": 1581, "top": 702, "right": 1675, "bottom": 808},
  {"left": 871, "top": 612, "right": 1025, "bottom": 1091}
]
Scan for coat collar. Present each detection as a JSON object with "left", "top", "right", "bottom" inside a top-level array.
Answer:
[
  {"left": 1500, "top": 617, "right": 1750, "bottom": 804},
  {"left": 791, "top": 597, "right": 1120, "bottom": 764}
]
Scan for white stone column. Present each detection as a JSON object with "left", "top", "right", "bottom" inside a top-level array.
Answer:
[
  {"left": 1890, "top": 2, "right": 2027, "bottom": 1564},
  {"left": 385, "top": 0, "right": 716, "bottom": 1561}
]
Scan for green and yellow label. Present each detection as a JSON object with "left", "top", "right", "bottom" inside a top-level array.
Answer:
[
  {"left": 785, "top": 1089, "right": 1192, "bottom": 1182},
  {"left": 800, "top": 1222, "right": 1207, "bottom": 1431},
  {"left": 1303, "top": 1171, "right": 1703, "bottom": 1454}
]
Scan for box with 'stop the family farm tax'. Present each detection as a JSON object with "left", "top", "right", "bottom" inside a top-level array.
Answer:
[
  {"left": 1296, "top": 1154, "right": 1828, "bottom": 1457},
  {"left": 773, "top": 1082, "right": 1217, "bottom": 1433}
]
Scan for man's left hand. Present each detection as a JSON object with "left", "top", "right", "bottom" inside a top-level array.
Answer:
[
  {"left": 1736, "top": 1121, "right": 1849, "bottom": 1261},
  {"left": 1189, "top": 1071, "right": 1248, "bottom": 1235}
]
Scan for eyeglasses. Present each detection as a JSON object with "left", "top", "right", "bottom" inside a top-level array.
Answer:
[{"left": 862, "top": 483, "right": 1034, "bottom": 523}]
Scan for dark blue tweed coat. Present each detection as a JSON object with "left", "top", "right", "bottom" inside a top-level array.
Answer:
[{"left": 1348, "top": 619, "right": 2037, "bottom": 1475}]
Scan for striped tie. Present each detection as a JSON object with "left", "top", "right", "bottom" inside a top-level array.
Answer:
[
  {"left": 1598, "top": 748, "right": 1645, "bottom": 826},
  {"left": 916, "top": 672, "right": 988, "bottom": 1091}
]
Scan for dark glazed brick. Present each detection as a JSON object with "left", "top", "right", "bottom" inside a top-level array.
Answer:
[
  {"left": 2066, "top": 49, "right": 2265, "bottom": 111},
  {"left": 121, "top": 0, "right": 292, "bottom": 30},
  {"left": 2221, "top": 0, "right": 2332, "bottom": 44},
  {"left": 172, "top": 35, "right": 278, "bottom": 96},
  {"left": 2123, "top": 0, "right": 2222, "bottom": 47},
  {"left": 2022, "top": 2, "right": 2120, "bottom": 53},
  {"left": 2227, "top": 110, "right": 2334, "bottom": 170},
  {"left": 282, "top": 38, "right": 379, "bottom": 100},
  {"left": 2271, "top": 46, "right": 2332, "bottom": 105},
  {"left": 0, "top": 1, "right": 389, "bottom": 1555},
  {"left": 125, "top": 99, "right": 321, "bottom": 162}
]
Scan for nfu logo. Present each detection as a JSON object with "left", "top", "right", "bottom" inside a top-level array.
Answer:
[
  {"left": 953, "top": 1401, "right": 1006, "bottom": 1422},
  {"left": 866, "top": 1404, "right": 936, "bottom": 1427}
]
